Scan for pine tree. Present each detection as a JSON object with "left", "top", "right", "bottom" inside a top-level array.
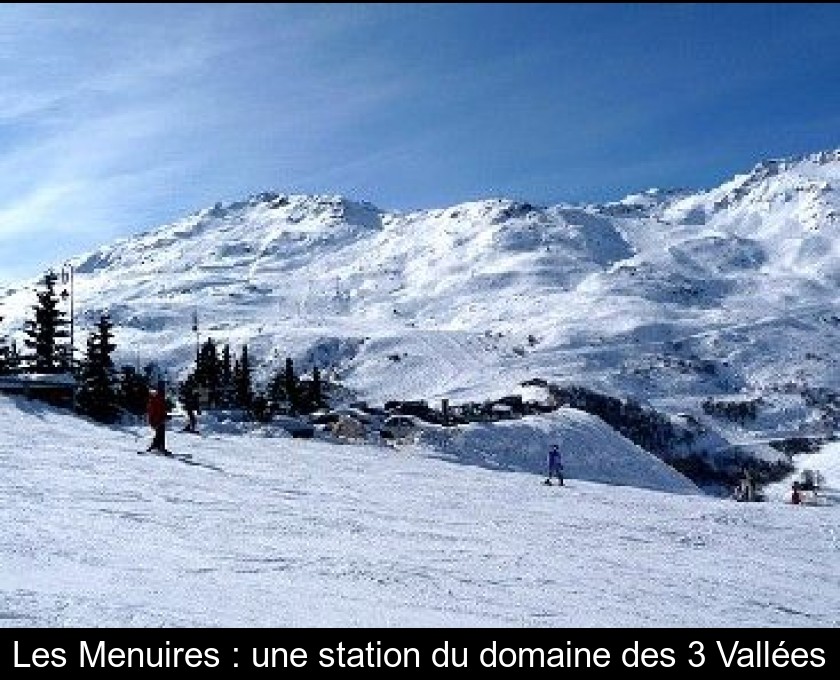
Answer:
[
  {"left": 0, "top": 322, "right": 12, "bottom": 374},
  {"left": 220, "top": 343, "right": 233, "bottom": 407},
  {"left": 311, "top": 366, "right": 322, "bottom": 409},
  {"left": 267, "top": 364, "right": 287, "bottom": 412},
  {"left": 233, "top": 345, "right": 253, "bottom": 409},
  {"left": 117, "top": 365, "right": 150, "bottom": 416},
  {"left": 7, "top": 341, "right": 20, "bottom": 373},
  {"left": 0, "top": 338, "right": 9, "bottom": 375},
  {"left": 178, "top": 374, "right": 197, "bottom": 408},
  {"left": 251, "top": 392, "right": 270, "bottom": 423},
  {"left": 22, "top": 270, "right": 70, "bottom": 373},
  {"left": 284, "top": 357, "right": 298, "bottom": 412},
  {"left": 195, "top": 338, "right": 220, "bottom": 407},
  {"left": 76, "top": 314, "right": 119, "bottom": 423}
]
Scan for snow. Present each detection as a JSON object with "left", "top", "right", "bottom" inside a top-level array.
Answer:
[
  {"left": 1, "top": 394, "right": 837, "bottom": 627},
  {"left": 3, "top": 148, "right": 840, "bottom": 626},
  {"left": 418, "top": 409, "right": 700, "bottom": 495},
  {"left": 3, "top": 151, "right": 839, "bottom": 462}
]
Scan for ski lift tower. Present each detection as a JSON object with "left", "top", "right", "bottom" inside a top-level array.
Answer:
[
  {"left": 60, "top": 262, "right": 74, "bottom": 372},
  {"left": 192, "top": 309, "right": 200, "bottom": 363}
]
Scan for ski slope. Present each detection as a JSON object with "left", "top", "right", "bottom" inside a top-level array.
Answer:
[{"left": 1, "top": 395, "right": 837, "bottom": 627}]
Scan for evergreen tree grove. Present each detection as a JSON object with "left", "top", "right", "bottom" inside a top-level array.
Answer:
[{"left": 233, "top": 344, "right": 253, "bottom": 409}]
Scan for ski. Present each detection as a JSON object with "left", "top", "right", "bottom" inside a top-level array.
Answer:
[{"left": 138, "top": 450, "right": 192, "bottom": 460}]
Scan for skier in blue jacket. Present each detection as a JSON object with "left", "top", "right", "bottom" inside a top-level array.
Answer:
[{"left": 546, "top": 444, "right": 564, "bottom": 486}]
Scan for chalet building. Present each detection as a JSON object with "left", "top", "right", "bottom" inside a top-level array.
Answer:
[{"left": 0, "top": 373, "right": 77, "bottom": 408}]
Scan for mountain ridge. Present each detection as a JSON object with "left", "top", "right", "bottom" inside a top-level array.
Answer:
[{"left": 2, "top": 147, "right": 840, "bottom": 463}]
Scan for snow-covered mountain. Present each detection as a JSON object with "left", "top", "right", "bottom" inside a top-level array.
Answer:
[
  {"left": 3, "top": 151, "right": 840, "bottom": 628},
  {"left": 2, "top": 149, "right": 840, "bottom": 453}
]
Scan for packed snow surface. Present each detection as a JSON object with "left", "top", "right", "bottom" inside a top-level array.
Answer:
[{"left": 1, "top": 396, "right": 837, "bottom": 627}]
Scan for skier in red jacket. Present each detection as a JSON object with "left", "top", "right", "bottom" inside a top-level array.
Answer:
[{"left": 146, "top": 381, "right": 169, "bottom": 453}]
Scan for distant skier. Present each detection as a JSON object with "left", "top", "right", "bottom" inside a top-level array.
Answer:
[
  {"left": 182, "top": 384, "right": 200, "bottom": 433},
  {"left": 146, "top": 381, "right": 169, "bottom": 453},
  {"left": 744, "top": 468, "right": 755, "bottom": 502},
  {"left": 738, "top": 468, "right": 755, "bottom": 502},
  {"left": 546, "top": 444, "right": 564, "bottom": 486},
  {"left": 791, "top": 481, "right": 802, "bottom": 505}
]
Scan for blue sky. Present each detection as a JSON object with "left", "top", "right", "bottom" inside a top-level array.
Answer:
[{"left": 0, "top": 3, "right": 839, "bottom": 282}]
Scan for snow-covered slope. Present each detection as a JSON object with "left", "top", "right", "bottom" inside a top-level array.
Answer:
[
  {"left": 1, "top": 394, "right": 836, "bottom": 627},
  {"left": 420, "top": 409, "right": 700, "bottom": 495},
  {"left": 2, "top": 149, "right": 840, "bottom": 447}
]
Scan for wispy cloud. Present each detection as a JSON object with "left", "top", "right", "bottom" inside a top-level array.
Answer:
[
  {"left": 0, "top": 4, "right": 416, "bottom": 261},
  {"left": 0, "top": 6, "right": 238, "bottom": 256}
]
